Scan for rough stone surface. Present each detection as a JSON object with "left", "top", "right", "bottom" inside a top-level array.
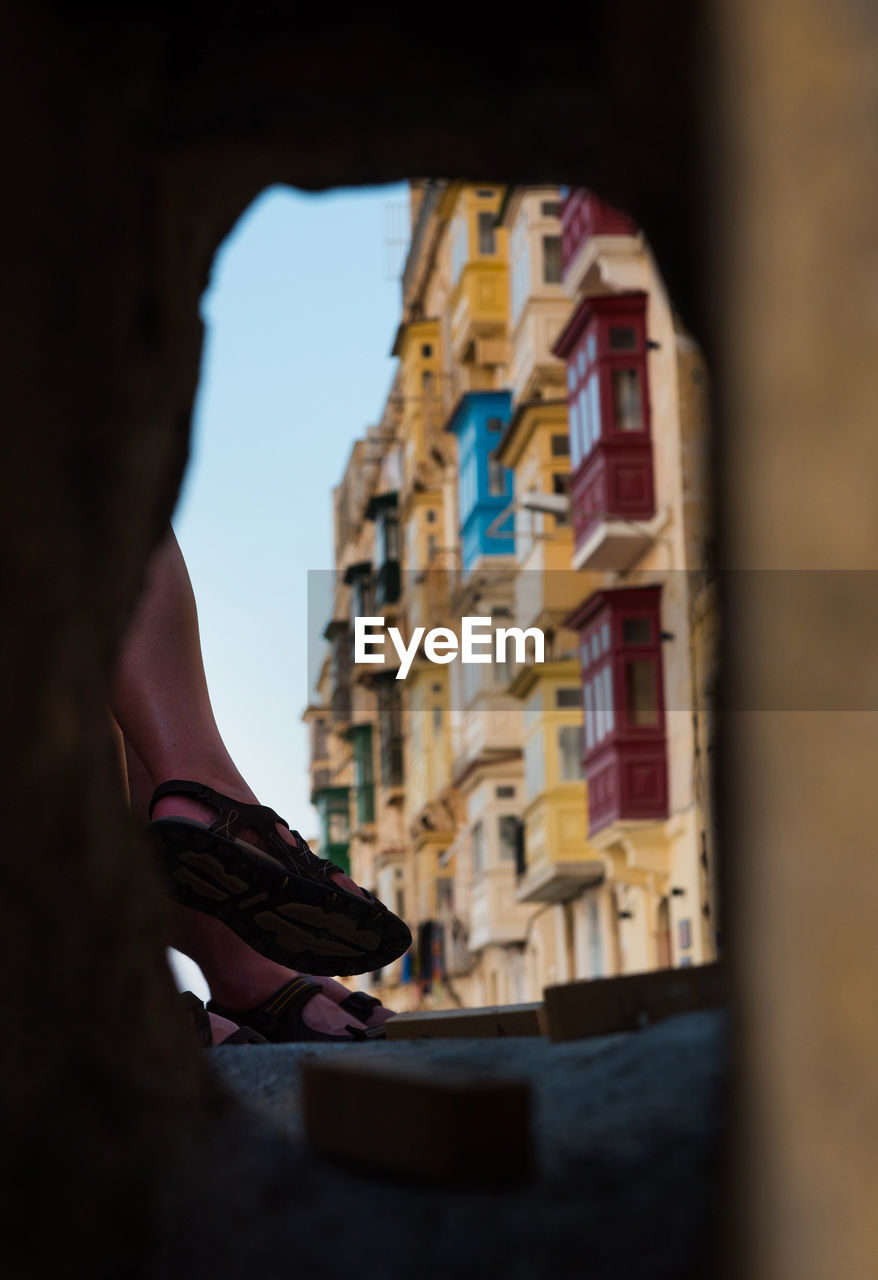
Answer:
[{"left": 155, "top": 1011, "right": 727, "bottom": 1280}]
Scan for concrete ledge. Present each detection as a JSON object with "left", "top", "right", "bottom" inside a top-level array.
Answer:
[{"left": 386, "top": 1002, "right": 543, "bottom": 1039}]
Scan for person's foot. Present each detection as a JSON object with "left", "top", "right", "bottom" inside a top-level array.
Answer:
[
  {"left": 152, "top": 785, "right": 366, "bottom": 898},
  {"left": 309, "top": 973, "right": 397, "bottom": 1028},
  {"left": 171, "top": 907, "right": 392, "bottom": 1036},
  {"left": 214, "top": 989, "right": 370, "bottom": 1038},
  {"left": 209, "top": 1011, "right": 243, "bottom": 1045}
]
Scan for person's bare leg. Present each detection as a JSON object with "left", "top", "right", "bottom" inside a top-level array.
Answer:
[
  {"left": 110, "top": 525, "right": 363, "bottom": 897},
  {"left": 120, "top": 649, "right": 375, "bottom": 1037}
]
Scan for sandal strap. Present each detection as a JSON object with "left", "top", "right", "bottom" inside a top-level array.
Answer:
[
  {"left": 339, "top": 991, "right": 382, "bottom": 1022},
  {"left": 208, "top": 976, "right": 324, "bottom": 1037},
  {"left": 208, "top": 979, "right": 385, "bottom": 1042},
  {"left": 149, "top": 779, "right": 348, "bottom": 883}
]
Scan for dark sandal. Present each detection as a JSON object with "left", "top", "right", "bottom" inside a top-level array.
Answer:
[
  {"left": 180, "top": 990, "right": 268, "bottom": 1047},
  {"left": 207, "top": 977, "right": 386, "bottom": 1044},
  {"left": 148, "top": 780, "right": 412, "bottom": 977},
  {"left": 338, "top": 990, "right": 390, "bottom": 1024}
]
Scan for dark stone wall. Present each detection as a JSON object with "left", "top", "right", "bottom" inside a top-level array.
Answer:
[{"left": 0, "top": 2, "right": 711, "bottom": 1272}]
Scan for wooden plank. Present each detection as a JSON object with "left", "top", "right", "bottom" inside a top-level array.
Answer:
[
  {"left": 302, "top": 1055, "right": 533, "bottom": 1183},
  {"left": 541, "top": 963, "right": 727, "bottom": 1043},
  {"left": 385, "top": 1001, "right": 543, "bottom": 1040}
]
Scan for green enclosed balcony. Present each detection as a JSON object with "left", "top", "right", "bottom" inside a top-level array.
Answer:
[{"left": 312, "top": 784, "right": 351, "bottom": 876}]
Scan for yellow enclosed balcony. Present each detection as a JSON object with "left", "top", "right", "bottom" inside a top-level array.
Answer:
[
  {"left": 511, "top": 664, "right": 604, "bottom": 904},
  {"left": 449, "top": 261, "right": 508, "bottom": 367},
  {"left": 445, "top": 187, "right": 509, "bottom": 369}
]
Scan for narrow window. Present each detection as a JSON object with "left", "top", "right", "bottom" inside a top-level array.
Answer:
[
  {"left": 488, "top": 453, "right": 507, "bottom": 496},
  {"left": 623, "top": 617, "right": 652, "bottom": 644},
  {"left": 558, "top": 725, "right": 586, "bottom": 780},
  {"left": 471, "top": 820, "right": 485, "bottom": 875},
  {"left": 612, "top": 368, "right": 644, "bottom": 431},
  {"left": 498, "top": 815, "right": 519, "bottom": 860},
  {"left": 569, "top": 402, "right": 581, "bottom": 468},
  {"left": 541, "top": 200, "right": 561, "bottom": 218},
  {"left": 588, "top": 373, "right": 601, "bottom": 445},
  {"left": 553, "top": 474, "right": 569, "bottom": 524},
  {"left": 478, "top": 211, "right": 496, "bottom": 255},
  {"left": 542, "top": 235, "right": 562, "bottom": 283},
  {"left": 609, "top": 326, "right": 637, "bottom": 351},
  {"left": 578, "top": 386, "right": 591, "bottom": 455},
  {"left": 551, "top": 433, "right": 570, "bottom": 456},
  {"left": 625, "top": 659, "right": 659, "bottom": 726},
  {"left": 603, "top": 665, "right": 615, "bottom": 733},
  {"left": 594, "top": 669, "right": 606, "bottom": 741}
]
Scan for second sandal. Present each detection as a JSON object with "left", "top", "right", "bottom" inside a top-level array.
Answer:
[
  {"left": 207, "top": 977, "right": 387, "bottom": 1043},
  {"left": 148, "top": 779, "right": 412, "bottom": 977}
]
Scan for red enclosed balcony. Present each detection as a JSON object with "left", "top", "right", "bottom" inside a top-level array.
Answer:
[
  {"left": 565, "top": 586, "right": 668, "bottom": 838},
  {"left": 559, "top": 189, "right": 638, "bottom": 281},
  {"left": 553, "top": 292, "right": 656, "bottom": 570}
]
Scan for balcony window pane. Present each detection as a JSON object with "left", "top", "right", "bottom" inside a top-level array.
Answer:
[
  {"left": 381, "top": 511, "right": 401, "bottom": 561},
  {"left": 451, "top": 214, "right": 468, "bottom": 284},
  {"left": 591, "top": 633, "right": 600, "bottom": 662},
  {"left": 612, "top": 368, "right": 644, "bottom": 431},
  {"left": 542, "top": 235, "right": 562, "bottom": 284},
  {"left": 577, "top": 349, "right": 586, "bottom": 378},
  {"left": 603, "top": 665, "right": 615, "bottom": 734},
  {"left": 595, "top": 668, "right": 606, "bottom": 740},
  {"left": 587, "top": 334, "right": 597, "bottom": 364},
  {"left": 524, "top": 730, "right": 546, "bottom": 800},
  {"left": 478, "top": 211, "right": 496, "bottom": 254},
  {"left": 472, "top": 820, "right": 485, "bottom": 875},
  {"left": 601, "top": 622, "right": 611, "bottom": 652},
  {"left": 553, "top": 474, "right": 569, "bottom": 525},
  {"left": 436, "top": 878, "right": 453, "bottom": 912},
  {"left": 558, "top": 725, "right": 586, "bottom": 780},
  {"left": 584, "top": 681, "right": 595, "bottom": 749},
  {"left": 567, "top": 364, "right": 577, "bottom": 393},
  {"left": 623, "top": 617, "right": 652, "bottom": 644},
  {"left": 498, "top": 815, "right": 519, "bottom": 860},
  {"left": 626, "top": 659, "right": 659, "bottom": 726},
  {"left": 488, "top": 454, "right": 507, "bottom": 496},
  {"left": 609, "top": 325, "right": 637, "bottom": 351},
  {"left": 578, "top": 387, "right": 591, "bottom": 455},
  {"left": 569, "top": 403, "right": 581, "bottom": 467},
  {"left": 580, "top": 640, "right": 591, "bottom": 672},
  {"left": 588, "top": 373, "right": 601, "bottom": 445},
  {"left": 329, "top": 810, "right": 350, "bottom": 844}
]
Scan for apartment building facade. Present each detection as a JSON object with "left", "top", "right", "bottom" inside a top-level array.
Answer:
[{"left": 304, "top": 180, "right": 718, "bottom": 1010}]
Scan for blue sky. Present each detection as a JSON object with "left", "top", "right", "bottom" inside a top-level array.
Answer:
[{"left": 173, "top": 182, "right": 408, "bottom": 843}]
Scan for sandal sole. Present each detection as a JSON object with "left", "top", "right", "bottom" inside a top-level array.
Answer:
[{"left": 148, "top": 818, "right": 412, "bottom": 976}]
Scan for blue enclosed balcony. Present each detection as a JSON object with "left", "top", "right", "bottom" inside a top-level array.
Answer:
[{"left": 445, "top": 390, "right": 514, "bottom": 574}]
